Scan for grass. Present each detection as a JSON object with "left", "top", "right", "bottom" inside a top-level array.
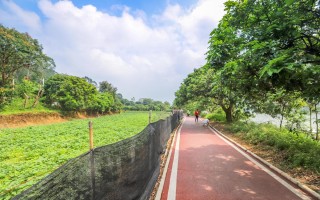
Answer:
[
  {"left": 0, "top": 98, "right": 58, "bottom": 115},
  {"left": 0, "top": 111, "right": 170, "bottom": 199},
  {"left": 205, "top": 108, "right": 225, "bottom": 122},
  {"left": 225, "top": 121, "right": 320, "bottom": 173}
]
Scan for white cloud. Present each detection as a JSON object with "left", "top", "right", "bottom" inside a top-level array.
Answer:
[
  {"left": 0, "top": 0, "right": 41, "bottom": 32},
  {"left": 0, "top": 0, "right": 226, "bottom": 103}
]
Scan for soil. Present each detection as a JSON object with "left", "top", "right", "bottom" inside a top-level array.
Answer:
[
  {"left": 0, "top": 112, "right": 103, "bottom": 128},
  {"left": 0, "top": 112, "right": 67, "bottom": 128}
]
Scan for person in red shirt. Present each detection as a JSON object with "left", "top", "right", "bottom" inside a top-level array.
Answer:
[{"left": 194, "top": 109, "right": 200, "bottom": 122}]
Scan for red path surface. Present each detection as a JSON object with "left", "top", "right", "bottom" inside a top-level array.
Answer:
[{"left": 159, "top": 117, "right": 313, "bottom": 200}]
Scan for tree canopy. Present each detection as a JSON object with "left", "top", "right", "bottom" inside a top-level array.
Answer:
[
  {"left": 0, "top": 25, "right": 55, "bottom": 87},
  {"left": 174, "top": 0, "right": 320, "bottom": 132}
]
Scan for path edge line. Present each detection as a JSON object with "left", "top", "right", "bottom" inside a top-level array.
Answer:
[
  {"left": 155, "top": 118, "right": 184, "bottom": 200},
  {"left": 210, "top": 125, "right": 320, "bottom": 200}
]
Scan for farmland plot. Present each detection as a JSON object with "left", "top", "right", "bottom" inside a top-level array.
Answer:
[{"left": 0, "top": 111, "right": 170, "bottom": 199}]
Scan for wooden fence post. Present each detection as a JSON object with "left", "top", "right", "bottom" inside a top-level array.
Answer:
[{"left": 149, "top": 110, "right": 152, "bottom": 124}]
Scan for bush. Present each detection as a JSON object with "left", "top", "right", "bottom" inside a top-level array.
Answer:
[
  {"left": 0, "top": 87, "right": 14, "bottom": 109},
  {"left": 43, "top": 74, "right": 98, "bottom": 112},
  {"left": 15, "top": 80, "right": 39, "bottom": 98},
  {"left": 226, "top": 121, "right": 320, "bottom": 172},
  {"left": 227, "top": 121, "right": 255, "bottom": 133},
  {"left": 206, "top": 107, "right": 225, "bottom": 122}
]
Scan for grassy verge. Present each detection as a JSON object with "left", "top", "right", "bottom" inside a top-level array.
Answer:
[
  {"left": 0, "top": 111, "right": 170, "bottom": 199},
  {"left": 0, "top": 98, "right": 58, "bottom": 115},
  {"left": 211, "top": 121, "right": 320, "bottom": 193},
  {"left": 225, "top": 121, "right": 320, "bottom": 172}
]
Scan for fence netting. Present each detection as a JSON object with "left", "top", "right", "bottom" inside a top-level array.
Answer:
[{"left": 13, "top": 111, "right": 183, "bottom": 200}]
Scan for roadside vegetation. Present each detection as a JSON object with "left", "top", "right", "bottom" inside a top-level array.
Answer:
[
  {"left": 204, "top": 109, "right": 320, "bottom": 192},
  {"left": 174, "top": 0, "right": 320, "bottom": 139},
  {"left": 227, "top": 121, "right": 320, "bottom": 172},
  {"left": 174, "top": 0, "right": 320, "bottom": 193},
  {"left": 0, "top": 111, "right": 170, "bottom": 199}
]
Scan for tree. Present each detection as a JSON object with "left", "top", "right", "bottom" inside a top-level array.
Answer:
[
  {"left": 84, "top": 76, "right": 97, "bottom": 87},
  {"left": 225, "top": 0, "right": 320, "bottom": 98},
  {"left": 99, "top": 81, "right": 117, "bottom": 97},
  {"left": 87, "top": 92, "right": 114, "bottom": 114},
  {"left": 176, "top": 16, "right": 249, "bottom": 122},
  {"left": 43, "top": 74, "right": 97, "bottom": 112},
  {"left": 0, "top": 25, "right": 55, "bottom": 88},
  {"left": 15, "top": 79, "right": 39, "bottom": 108}
]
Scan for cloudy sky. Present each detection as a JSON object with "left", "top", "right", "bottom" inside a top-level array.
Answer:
[{"left": 0, "top": 0, "right": 226, "bottom": 103}]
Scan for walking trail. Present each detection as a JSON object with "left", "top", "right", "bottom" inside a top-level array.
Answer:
[{"left": 156, "top": 116, "right": 315, "bottom": 200}]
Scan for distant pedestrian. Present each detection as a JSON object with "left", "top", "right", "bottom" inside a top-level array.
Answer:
[
  {"left": 202, "top": 118, "right": 209, "bottom": 127},
  {"left": 194, "top": 109, "right": 200, "bottom": 122}
]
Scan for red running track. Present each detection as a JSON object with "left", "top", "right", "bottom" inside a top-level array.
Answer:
[{"left": 158, "top": 117, "right": 313, "bottom": 200}]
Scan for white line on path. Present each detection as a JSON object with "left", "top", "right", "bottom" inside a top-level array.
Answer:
[
  {"left": 209, "top": 127, "right": 311, "bottom": 200},
  {"left": 155, "top": 119, "right": 184, "bottom": 200},
  {"left": 167, "top": 119, "right": 183, "bottom": 200}
]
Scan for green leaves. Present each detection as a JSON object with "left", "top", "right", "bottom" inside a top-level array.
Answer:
[
  {"left": 43, "top": 74, "right": 118, "bottom": 113},
  {"left": 0, "top": 25, "right": 55, "bottom": 108},
  {"left": 0, "top": 111, "right": 170, "bottom": 199},
  {"left": 285, "top": 0, "right": 295, "bottom": 5},
  {"left": 176, "top": 0, "right": 320, "bottom": 125},
  {"left": 0, "top": 25, "right": 55, "bottom": 88}
]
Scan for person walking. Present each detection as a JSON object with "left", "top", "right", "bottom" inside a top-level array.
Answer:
[{"left": 194, "top": 109, "right": 200, "bottom": 122}]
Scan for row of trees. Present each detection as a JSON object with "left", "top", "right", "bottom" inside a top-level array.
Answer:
[
  {"left": 43, "top": 75, "right": 122, "bottom": 114},
  {"left": 0, "top": 24, "right": 171, "bottom": 114},
  {"left": 122, "top": 98, "right": 171, "bottom": 111},
  {"left": 174, "top": 0, "right": 320, "bottom": 139}
]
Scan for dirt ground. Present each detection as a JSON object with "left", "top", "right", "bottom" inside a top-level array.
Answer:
[
  {"left": 0, "top": 112, "right": 68, "bottom": 128},
  {"left": 0, "top": 112, "right": 105, "bottom": 128}
]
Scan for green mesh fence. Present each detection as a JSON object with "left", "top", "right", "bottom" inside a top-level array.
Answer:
[{"left": 13, "top": 111, "right": 182, "bottom": 200}]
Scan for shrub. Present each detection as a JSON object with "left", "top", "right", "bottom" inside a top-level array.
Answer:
[
  {"left": 227, "top": 121, "right": 256, "bottom": 133},
  {"left": 206, "top": 107, "right": 225, "bottom": 122},
  {"left": 226, "top": 121, "right": 320, "bottom": 172},
  {"left": 43, "top": 74, "right": 98, "bottom": 112}
]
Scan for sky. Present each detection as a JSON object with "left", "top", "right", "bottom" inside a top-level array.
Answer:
[{"left": 0, "top": 0, "right": 226, "bottom": 103}]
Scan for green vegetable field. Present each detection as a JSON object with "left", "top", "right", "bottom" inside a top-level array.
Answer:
[{"left": 0, "top": 111, "right": 170, "bottom": 199}]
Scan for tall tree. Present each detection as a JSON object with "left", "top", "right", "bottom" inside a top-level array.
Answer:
[
  {"left": 225, "top": 0, "right": 320, "bottom": 96},
  {"left": 84, "top": 76, "right": 97, "bottom": 87},
  {"left": 99, "top": 81, "right": 117, "bottom": 97},
  {"left": 43, "top": 74, "right": 97, "bottom": 112},
  {"left": 0, "top": 25, "right": 55, "bottom": 88}
]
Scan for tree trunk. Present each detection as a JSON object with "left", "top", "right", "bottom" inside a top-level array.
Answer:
[
  {"left": 32, "top": 88, "right": 43, "bottom": 108},
  {"left": 279, "top": 104, "right": 286, "bottom": 129},
  {"left": 225, "top": 108, "right": 233, "bottom": 123},
  {"left": 1, "top": 71, "right": 6, "bottom": 87},
  {"left": 315, "top": 104, "right": 319, "bottom": 140},
  {"left": 280, "top": 114, "right": 284, "bottom": 129},
  {"left": 221, "top": 103, "right": 233, "bottom": 123},
  {"left": 23, "top": 93, "right": 29, "bottom": 108},
  {"left": 309, "top": 106, "right": 313, "bottom": 137}
]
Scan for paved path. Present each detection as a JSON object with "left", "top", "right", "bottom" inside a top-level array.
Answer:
[{"left": 158, "top": 117, "right": 314, "bottom": 200}]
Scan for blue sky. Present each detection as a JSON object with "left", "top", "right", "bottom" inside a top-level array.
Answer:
[
  {"left": 4, "top": 0, "right": 198, "bottom": 15},
  {"left": 0, "top": 0, "right": 226, "bottom": 103}
]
